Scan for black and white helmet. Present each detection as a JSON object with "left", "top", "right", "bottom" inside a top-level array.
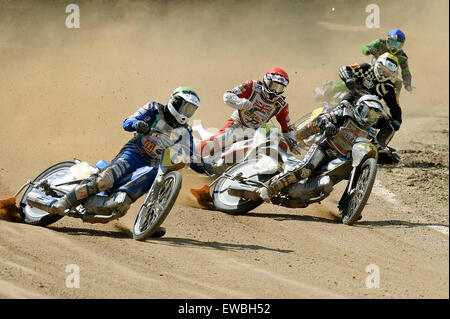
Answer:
[
  {"left": 353, "top": 95, "right": 384, "bottom": 129},
  {"left": 373, "top": 53, "right": 399, "bottom": 82}
]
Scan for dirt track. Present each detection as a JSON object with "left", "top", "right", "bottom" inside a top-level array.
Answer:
[{"left": 0, "top": 0, "right": 448, "bottom": 298}]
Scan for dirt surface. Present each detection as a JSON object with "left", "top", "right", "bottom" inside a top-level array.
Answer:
[{"left": 0, "top": 0, "right": 448, "bottom": 298}]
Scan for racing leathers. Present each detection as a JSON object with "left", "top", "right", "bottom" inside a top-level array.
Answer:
[
  {"left": 258, "top": 105, "right": 371, "bottom": 202},
  {"left": 362, "top": 38, "right": 412, "bottom": 93},
  {"left": 299, "top": 62, "right": 402, "bottom": 148},
  {"left": 51, "top": 101, "right": 209, "bottom": 215},
  {"left": 197, "top": 80, "right": 302, "bottom": 162},
  {"left": 339, "top": 62, "right": 402, "bottom": 135}
]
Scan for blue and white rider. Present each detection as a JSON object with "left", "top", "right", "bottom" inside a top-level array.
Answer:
[{"left": 50, "top": 87, "right": 211, "bottom": 215}]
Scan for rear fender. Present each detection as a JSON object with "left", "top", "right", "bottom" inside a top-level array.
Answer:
[{"left": 310, "top": 104, "right": 329, "bottom": 121}]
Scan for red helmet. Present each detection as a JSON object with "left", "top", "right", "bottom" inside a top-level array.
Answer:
[{"left": 263, "top": 67, "right": 289, "bottom": 100}]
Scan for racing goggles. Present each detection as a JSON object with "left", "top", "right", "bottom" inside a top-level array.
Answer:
[
  {"left": 357, "top": 104, "right": 382, "bottom": 127},
  {"left": 387, "top": 37, "right": 403, "bottom": 52},
  {"left": 264, "top": 74, "right": 288, "bottom": 95},
  {"left": 178, "top": 101, "right": 198, "bottom": 118},
  {"left": 169, "top": 93, "right": 200, "bottom": 124}
]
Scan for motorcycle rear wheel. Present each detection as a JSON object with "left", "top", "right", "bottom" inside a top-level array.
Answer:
[
  {"left": 341, "top": 158, "right": 377, "bottom": 225},
  {"left": 19, "top": 161, "right": 76, "bottom": 226},
  {"left": 132, "top": 171, "right": 182, "bottom": 241},
  {"left": 212, "top": 158, "right": 274, "bottom": 215}
]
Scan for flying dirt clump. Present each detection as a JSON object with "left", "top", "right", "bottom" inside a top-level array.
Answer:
[{"left": 0, "top": 197, "right": 21, "bottom": 222}]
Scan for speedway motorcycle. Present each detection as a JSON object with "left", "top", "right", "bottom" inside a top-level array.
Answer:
[
  {"left": 294, "top": 98, "right": 401, "bottom": 165},
  {"left": 0, "top": 146, "right": 185, "bottom": 241},
  {"left": 207, "top": 124, "right": 378, "bottom": 225},
  {"left": 190, "top": 122, "right": 291, "bottom": 207}
]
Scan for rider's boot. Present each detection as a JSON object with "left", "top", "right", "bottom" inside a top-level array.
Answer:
[
  {"left": 50, "top": 168, "right": 115, "bottom": 215},
  {"left": 151, "top": 226, "right": 166, "bottom": 238},
  {"left": 257, "top": 168, "right": 311, "bottom": 203},
  {"left": 50, "top": 195, "right": 73, "bottom": 215}
]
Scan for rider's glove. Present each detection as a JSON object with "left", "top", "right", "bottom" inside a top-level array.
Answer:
[
  {"left": 345, "top": 78, "right": 357, "bottom": 91},
  {"left": 338, "top": 66, "right": 352, "bottom": 82},
  {"left": 324, "top": 123, "right": 338, "bottom": 136},
  {"left": 240, "top": 99, "right": 254, "bottom": 111},
  {"left": 405, "top": 84, "right": 413, "bottom": 92},
  {"left": 391, "top": 120, "right": 401, "bottom": 131},
  {"left": 283, "top": 131, "right": 302, "bottom": 155},
  {"left": 202, "top": 158, "right": 226, "bottom": 178},
  {"left": 135, "top": 120, "right": 150, "bottom": 135}
]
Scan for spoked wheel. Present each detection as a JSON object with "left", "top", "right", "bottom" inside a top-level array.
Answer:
[
  {"left": 19, "top": 161, "right": 76, "bottom": 226},
  {"left": 212, "top": 158, "right": 275, "bottom": 215},
  {"left": 132, "top": 171, "right": 182, "bottom": 241},
  {"left": 342, "top": 158, "right": 377, "bottom": 225}
]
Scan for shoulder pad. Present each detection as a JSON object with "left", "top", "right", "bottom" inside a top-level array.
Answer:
[
  {"left": 144, "top": 101, "right": 154, "bottom": 109},
  {"left": 244, "top": 79, "right": 255, "bottom": 88},
  {"left": 235, "top": 80, "right": 255, "bottom": 93}
]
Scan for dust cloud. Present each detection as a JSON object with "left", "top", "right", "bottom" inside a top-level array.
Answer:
[{"left": 0, "top": 0, "right": 448, "bottom": 197}]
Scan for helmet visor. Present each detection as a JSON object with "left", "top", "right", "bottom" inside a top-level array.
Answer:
[
  {"left": 178, "top": 101, "right": 198, "bottom": 118},
  {"left": 387, "top": 38, "right": 403, "bottom": 52},
  {"left": 267, "top": 81, "right": 286, "bottom": 95},
  {"left": 358, "top": 105, "right": 382, "bottom": 127},
  {"left": 264, "top": 73, "right": 288, "bottom": 95}
]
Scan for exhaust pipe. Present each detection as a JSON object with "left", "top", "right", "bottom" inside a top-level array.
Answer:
[
  {"left": 227, "top": 183, "right": 261, "bottom": 201},
  {"left": 288, "top": 175, "right": 333, "bottom": 199},
  {"left": 26, "top": 191, "right": 57, "bottom": 213}
]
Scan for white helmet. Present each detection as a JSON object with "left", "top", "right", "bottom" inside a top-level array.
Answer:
[
  {"left": 353, "top": 95, "right": 384, "bottom": 129},
  {"left": 374, "top": 53, "right": 399, "bottom": 82},
  {"left": 166, "top": 86, "right": 200, "bottom": 126}
]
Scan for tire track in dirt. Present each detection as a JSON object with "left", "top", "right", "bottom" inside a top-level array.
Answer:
[{"left": 373, "top": 180, "right": 449, "bottom": 236}]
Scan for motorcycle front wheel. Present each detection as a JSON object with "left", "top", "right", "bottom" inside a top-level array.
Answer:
[
  {"left": 341, "top": 158, "right": 377, "bottom": 225},
  {"left": 132, "top": 171, "right": 182, "bottom": 241}
]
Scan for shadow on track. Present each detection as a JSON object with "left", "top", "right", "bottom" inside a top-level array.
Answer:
[
  {"left": 48, "top": 225, "right": 131, "bottom": 239},
  {"left": 47, "top": 225, "right": 294, "bottom": 253},
  {"left": 150, "top": 237, "right": 294, "bottom": 253},
  {"left": 243, "top": 211, "right": 341, "bottom": 224},
  {"left": 241, "top": 211, "right": 449, "bottom": 231}
]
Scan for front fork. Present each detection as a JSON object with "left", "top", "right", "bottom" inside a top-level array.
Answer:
[{"left": 140, "top": 168, "right": 164, "bottom": 209}]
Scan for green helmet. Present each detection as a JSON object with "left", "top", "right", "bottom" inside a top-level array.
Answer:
[{"left": 165, "top": 86, "right": 200, "bottom": 126}]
